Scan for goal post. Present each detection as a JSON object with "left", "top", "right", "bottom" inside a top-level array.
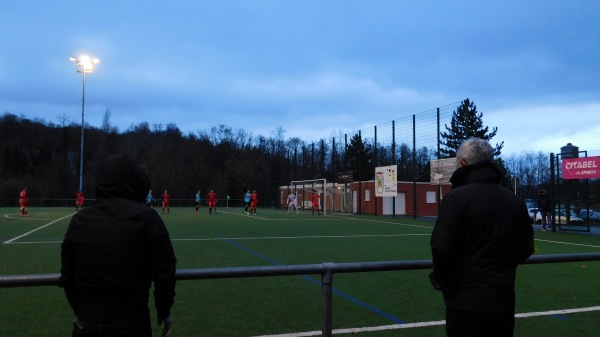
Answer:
[
  {"left": 289, "top": 179, "right": 327, "bottom": 214},
  {"left": 284, "top": 179, "right": 352, "bottom": 214}
]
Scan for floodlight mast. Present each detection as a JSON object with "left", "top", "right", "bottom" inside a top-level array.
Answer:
[{"left": 69, "top": 55, "right": 99, "bottom": 193}]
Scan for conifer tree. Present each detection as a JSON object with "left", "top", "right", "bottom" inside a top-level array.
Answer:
[
  {"left": 344, "top": 133, "right": 375, "bottom": 181},
  {"left": 440, "top": 98, "right": 504, "bottom": 158}
]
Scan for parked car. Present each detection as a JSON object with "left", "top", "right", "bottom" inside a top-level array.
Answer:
[
  {"left": 535, "top": 210, "right": 584, "bottom": 225},
  {"left": 528, "top": 207, "right": 540, "bottom": 224},
  {"left": 524, "top": 199, "right": 536, "bottom": 209},
  {"left": 579, "top": 209, "right": 600, "bottom": 222}
]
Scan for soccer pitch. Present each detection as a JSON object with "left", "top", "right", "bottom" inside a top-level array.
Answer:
[{"left": 2, "top": 206, "right": 600, "bottom": 337}]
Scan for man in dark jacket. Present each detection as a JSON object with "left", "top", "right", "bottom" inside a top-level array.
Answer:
[
  {"left": 430, "top": 138, "right": 534, "bottom": 337},
  {"left": 537, "top": 189, "right": 552, "bottom": 231},
  {"left": 60, "top": 154, "right": 177, "bottom": 337}
]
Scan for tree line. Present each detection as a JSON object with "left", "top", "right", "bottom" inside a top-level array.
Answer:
[{"left": 0, "top": 99, "right": 557, "bottom": 207}]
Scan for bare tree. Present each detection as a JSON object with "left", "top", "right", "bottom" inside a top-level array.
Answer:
[{"left": 504, "top": 150, "right": 551, "bottom": 198}]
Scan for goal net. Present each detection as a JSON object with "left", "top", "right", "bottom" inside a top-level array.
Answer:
[{"left": 282, "top": 179, "right": 352, "bottom": 214}]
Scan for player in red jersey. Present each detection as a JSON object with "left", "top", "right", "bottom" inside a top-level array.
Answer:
[
  {"left": 19, "top": 187, "right": 28, "bottom": 216},
  {"left": 207, "top": 190, "right": 217, "bottom": 214},
  {"left": 162, "top": 190, "right": 170, "bottom": 214},
  {"left": 311, "top": 190, "right": 320, "bottom": 216},
  {"left": 75, "top": 190, "right": 85, "bottom": 212},
  {"left": 249, "top": 190, "right": 258, "bottom": 215}
]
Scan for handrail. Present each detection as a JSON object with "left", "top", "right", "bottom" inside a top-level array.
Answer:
[{"left": 2, "top": 252, "right": 600, "bottom": 336}]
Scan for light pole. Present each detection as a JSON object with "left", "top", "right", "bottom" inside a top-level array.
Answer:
[{"left": 70, "top": 55, "right": 99, "bottom": 193}]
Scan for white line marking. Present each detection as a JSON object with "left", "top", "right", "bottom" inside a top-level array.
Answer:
[
  {"left": 4, "top": 214, "right": 61, "bottom": 221},
  {"left": 249, "top": 306, "right": 600, "bottom": 337},
  {"left": 515, "top": 306, "right": 600, "bottom": 317},
  {"left": 326, "top": 214, "right": 433, "bottom": 229},
  {"left": 535, "top": 238, "right": 600, "bottom": 249},
  {"left": 219, "top": 210, "right": 271, "bottom": 220},
  {"left": 172, "top": 234, "right": 430, "bottom": 242},
  {"left": 3, "top": 214, "right": 73, "bottom": 244},
  {"left": 4, "top": 241, "right": 63, "bottom": 244},
  {"left": 3, "top": 233, "right": 430, "bottom": 244}
]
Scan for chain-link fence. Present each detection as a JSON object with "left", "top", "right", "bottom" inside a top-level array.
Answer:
[
  {"left": 281, "top": 103, "right": 459, "bottom": 216},
  {"left": 551, "top": 147, "right": 600, "bottom": 231},
  {"left": 285, "top": 102, "right": 459, "bottom": 184},
  {"left": 283, "top": 102, "right": 600, "bottom": 218}
]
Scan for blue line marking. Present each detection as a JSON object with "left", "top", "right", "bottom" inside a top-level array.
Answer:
[
  {"left": 220, "top": 237, "right": 405, "bottom": 324},
  {"left": 222, "top": 237, "right": 283, "bottom": 266}
]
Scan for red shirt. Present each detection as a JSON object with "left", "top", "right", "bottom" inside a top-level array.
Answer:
[
  {"left": 19, "top": 190, "right": 28, "bottom": 206},
  {"left": 75, "top": 192, "right": 85, "bottom": 205},
  {"left": 311, "top": 193, "right": 320, "bottom": 205},
  {"left": 207, "top": 192, "right": 217, "bottom": 206}
]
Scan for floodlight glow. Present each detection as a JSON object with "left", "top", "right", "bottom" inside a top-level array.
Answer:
[
  {"left": 69, "top": 53, "right": 99, "bottom": 192},
  {"left": 70, "top": 55, "right": 100, "bottom": 73}
]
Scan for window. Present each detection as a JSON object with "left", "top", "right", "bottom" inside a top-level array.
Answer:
[{"left": 426, "top": 191, "right": 436, "bottom": 204}]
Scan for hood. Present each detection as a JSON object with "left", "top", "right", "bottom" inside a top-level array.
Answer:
[
  {"left": 450, "top": 161, "right": 502, "bottom": 189},
  {"left": 95, "top": 154, "right": 150, "bottom": 202}
]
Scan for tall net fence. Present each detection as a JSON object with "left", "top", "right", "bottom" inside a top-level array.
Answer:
[
  {"left": 282, "top": 102, "right": 600, "bottom": 217},
  {"left": 279, "top": 103, "right": 459, "bottom": 216},
  {"left": 285, "top": 103, "right": 459, "bottom": 184}
]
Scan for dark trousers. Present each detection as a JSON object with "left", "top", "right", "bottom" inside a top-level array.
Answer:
[
  {"left": 446, "top": 307, "right": 514, "bottom": 337},
  {"left": 72, "top": 315, "right": 151, "bottom": 337}
]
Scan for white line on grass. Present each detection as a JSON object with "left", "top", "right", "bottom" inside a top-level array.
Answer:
[
  {"left": 215, "top": 210, "right": 431, "bottom": 227},
  {"left": 5, "top": 232, "right": 430, "bottom": 244},
  {"left": 327, "top": 214, "right": 433, "bottom": 230},
  {"left": 4, "top": 214, "right": 63, "bottom": 221},
  {"left": 221, "top": 210, "right": 359, "bottom": 221},
  {"left": 4, "top": 241, "right": 62, "bottom": 244},
  {"left": 248, "top": 306, "right": 600, "bottom": 337},
  {"left": 3, "top": 213, "right": 73, "bottom": 244},
  {"left": 535, "top": 238, "right": 600, "bottom": 249},
  {"left": 172, "top": 233, "right": 430, "bottom": 242},
  {"left": 515, "top": 306, "right": 600, "bottom": 317},
  {"left": 220, "top": 210, "right": 271, "bottom": 220}
]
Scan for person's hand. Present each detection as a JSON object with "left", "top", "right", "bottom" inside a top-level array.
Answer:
[{"left": 158, "top": 315, "right": 173, "bottom": 337}]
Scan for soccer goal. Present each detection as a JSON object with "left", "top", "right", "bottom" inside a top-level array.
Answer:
[{"left": 285, "top": 179, "right": 353, "bottom": 214}]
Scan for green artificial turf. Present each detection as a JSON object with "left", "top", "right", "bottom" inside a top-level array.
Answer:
[{"left": 1, "top": 206, "right": 600, "bottom": 336}]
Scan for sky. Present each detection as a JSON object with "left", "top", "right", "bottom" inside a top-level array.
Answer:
[{"left": 1, "top": 1, "right": 599, "bottom": 157}]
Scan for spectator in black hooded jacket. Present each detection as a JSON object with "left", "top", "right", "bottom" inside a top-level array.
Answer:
[
  {"left": 60, "top": 154, "right": 177, "bottom": 337},
  {"left": 537, "top": 189, "right": 552, "bottom": 231},
  {"left": 430, "top": 138, "right": 534, "bottom": 337}
]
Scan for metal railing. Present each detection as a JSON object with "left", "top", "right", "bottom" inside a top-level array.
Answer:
[{"left": 2, "top": 253, "right": 600, "bottom": 337}]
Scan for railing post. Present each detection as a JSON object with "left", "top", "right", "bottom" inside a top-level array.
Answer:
[{"left": 321, "top": 262, "right": 335, "bottom": 337}]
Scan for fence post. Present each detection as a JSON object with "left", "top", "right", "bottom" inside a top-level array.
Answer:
[
  {"left": 412, "top": 114, "right": 417, "bottom": 219},
  {"left": 321, "top": 262, "right": 335, "bottom": 337},
  {"left": 392, "top": 120, "right": 396, "bottom": 218},
  {"left": 374, "top": 125, "right": 378, "bottom": 216}
]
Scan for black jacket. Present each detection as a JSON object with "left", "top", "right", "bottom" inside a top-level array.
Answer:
[
  {"left": 538, "top": 194, "right": 552, "bottom": 213},
  {"left": 430, "top": 162, "right": 534, "bottom": 313},
  {"left": 60, "top": 155, "right": 177, "bottom": 321}
]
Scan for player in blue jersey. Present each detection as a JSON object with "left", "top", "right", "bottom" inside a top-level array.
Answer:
[
  {"left": 145, "top": 189, "right": 155, "bottom": 207},
  {"left": 243, "top": 190, "right": 251, "bottom": 215},
  {"left": 195, "top": 190, "right": 201, "bottom": 214}
]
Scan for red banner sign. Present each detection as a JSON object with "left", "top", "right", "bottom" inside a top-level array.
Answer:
[{"left": 562, "top": 157, "right": 600, "bottom": 180}]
